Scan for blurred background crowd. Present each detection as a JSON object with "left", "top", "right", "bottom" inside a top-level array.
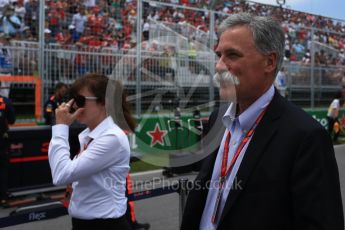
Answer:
[{"left": 0, "top": 0, "right": 343, "bottom": 66}]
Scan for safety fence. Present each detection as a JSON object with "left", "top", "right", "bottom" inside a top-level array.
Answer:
[
  {"left": 2, "top": 43, "right": 345, "bottom": 112},
  {"left": 1, "top": 42, "right": 213, "bottom": 88},
  {"left": 1, "top": 43, "right": 214, "bottom": 115},
  {"left": 1, "top": 0, "right": 345, "bottom": 118},
  {"left": 0, "top": 179, "right": 189, "bottom": 228}
]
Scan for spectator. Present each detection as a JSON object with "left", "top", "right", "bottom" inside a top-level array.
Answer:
[
  {"left": 24, "top": 0, "right": 38, "bottom": 37},
  {"left": 0, "top": 4, "right": 21, "bottom": 36},
  {"left": 301, "top": 50, "right": 311, "bottom": 64},
  {"left": 116, "top": 30, "right": 125, "bottom": 49},
  {"left": 44, "top": 28, "right": 55, "bottom": 43},
  {"left": 68, "top": 24, "right": 79, "bottom": 43},
  {"left": 13, "top": 0, "right": 25, "bottom": 21},
  {"left": 142, "top": 19, "right": 149, "bottom": 41},
  {"left": 319, "top": 49, "right": 327, "bottom": 65},
  {"left": 47, "top": 8, "right": 61, "bottom": 36},
  {"left": 87, "top": 6, "right": 105, "bottom": 36},
  {"left": 0, "top": 80, "right": 10, "bottom": 98},
  {"left": 71, "top": 6, "right": 87, "bottom": 39},
  {"left": 83, "top": 0, "right": 96, "bottom": 9},
  {"left": 314, "top": 51, "right": 321, "bottom": 65},
  {"left": 0, "top": 34, "right": 13, "bottom": 74},
  {"left": 291, "top": 40, "right": 305, "bottom": 60},
  {"left": 110, "top": 0, "right": 122, "bottom": 21},
  {"left": 128, "top": 9, "right": 136, "bottom": 29},
  {"left": 74, "top": 42, "right": 89, "bottom": 75},
  {"left": 0, "top": 0, "right": 9, "bottom": 14},
  {"left": 43, "top": 82, "right": 68, "bottom": 125},
  {"left": 159, "top": 45, "right": 175, "bottom": 80},
  {"left": 55, "top": 26, "right": 70, "bottom": 44}
]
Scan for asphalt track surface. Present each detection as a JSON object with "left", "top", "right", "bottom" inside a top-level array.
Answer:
[
  {"left": 0, "top": 170, "right": 196, "bottom": 230},
  {"left": 1, "top": 145, "right": 345, "bottom": 230}
]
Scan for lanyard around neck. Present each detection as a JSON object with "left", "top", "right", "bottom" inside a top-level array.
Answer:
[
  {"left": 211, "top": 106, "right": 269, "bottom": 224},
  {"left": 76, "top": 138, "right": 94, "bottom": 158},
  {"left": 220, "top": 106, "right": 268, "bottom": 179}
]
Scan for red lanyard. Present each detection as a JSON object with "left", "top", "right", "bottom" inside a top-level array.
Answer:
[
  {"left": 76, "top": 138, "right": 93, "bottom": 158},
  {"left": 83, "top": 138, "right": 93, "bottom": 151},
  {"left": 211, "top": 107, "right": 268, "bottom": 224},
  {"left": 220, "top": 107, "right": 267, "bottom": 180}
]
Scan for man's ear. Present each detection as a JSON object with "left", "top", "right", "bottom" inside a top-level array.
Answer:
[{"left": 265, "top": 52, "right": 278, "bottom": 74}]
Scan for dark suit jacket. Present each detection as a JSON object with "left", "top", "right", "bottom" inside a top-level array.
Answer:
[{"left": 181, "top": 91, "right": 344, "bottom": 230}]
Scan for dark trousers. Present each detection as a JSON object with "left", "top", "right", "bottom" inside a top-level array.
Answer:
[
  {"left": 0, "top": 138, "right": 9, "bottom": 200},
  {"left": 327, "top": 116, "right": 336, "bottom": 134},
  {"left": 71, "top": 215, "right": 131, "bottom": 230}
]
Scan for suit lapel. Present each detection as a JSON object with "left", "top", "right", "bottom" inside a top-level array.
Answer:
[
  {"left": 200, "top": 105, "right": 228, "bottom": 182},
  {"left": 219, "top": 91, "right": 284, "bottom": 224},
  {"left": 183, "top": 105, "right": 227, "bottom": 228}
]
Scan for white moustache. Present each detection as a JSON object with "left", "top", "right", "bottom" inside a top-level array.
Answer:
[{"left": 213, "top": 71, "right": 240, "bottom": 86}]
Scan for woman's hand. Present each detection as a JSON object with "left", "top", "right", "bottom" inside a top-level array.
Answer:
[{"left": 55, "top": 99, "right": 84, "bottom": 125}]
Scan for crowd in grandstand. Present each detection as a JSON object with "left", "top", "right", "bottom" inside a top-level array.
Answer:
[{"left": 0, "top": 0, "right": 344, "bottom": 71}]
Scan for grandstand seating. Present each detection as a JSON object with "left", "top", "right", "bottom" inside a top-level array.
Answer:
[
  {"left": 0, "top": 0, "right": 343, "bottom": 63},
  {"left": 1, "top": 0, "right": 344, "bottom": 116}
]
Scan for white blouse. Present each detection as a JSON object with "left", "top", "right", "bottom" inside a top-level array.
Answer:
[{"left": 48, "top": 116, "right": 130, "bottom": 219}]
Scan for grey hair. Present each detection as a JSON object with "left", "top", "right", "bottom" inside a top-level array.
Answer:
[{"left": 218, "top": 13, "right": 285, "bottom": 77}]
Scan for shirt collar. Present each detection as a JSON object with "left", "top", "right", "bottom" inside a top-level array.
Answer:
[
  {"left": 222, "top": 103, "right": 236, "bottom": 129},
  {"left": 222, "top": 85, "right": 275, "bottom": 132},
  {"left": 79, "top": 116, "right": 114, "bottom": 140}
]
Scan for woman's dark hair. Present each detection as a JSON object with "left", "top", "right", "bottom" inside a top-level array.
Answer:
[
  {"left": 70, "top": 73, "right": 108, "bottom": 105},
  {"left": 112, "top": 80, "right": 137, "bottom": 132},
  {"left": 70, "top": 73, "right": 136, "bottom": 132}
]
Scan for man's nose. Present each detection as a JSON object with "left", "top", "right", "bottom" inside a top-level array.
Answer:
[{"left": 215, "top": 58, "right": 228, "bottom": 73}]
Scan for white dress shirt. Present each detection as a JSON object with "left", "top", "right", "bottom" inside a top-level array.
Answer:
[
  {"left": 48, "top": 116, "right": 130, "bottom": 219},
  {"left": 200, "top": 85, "right": 275, "bottom": 230},
  {"left": 71, "top": 13, "right": 87, "bottom": 34}
]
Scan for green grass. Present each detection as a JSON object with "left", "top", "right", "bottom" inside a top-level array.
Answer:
[
  {"left": 130, "top": 160, "right": 162, "bottom": 173},
  {"left": 336, "top": 137, "right": 345, "bottom": 145},
  {"left": 16, "top": 115, "right": 36, "bottom": 119}
]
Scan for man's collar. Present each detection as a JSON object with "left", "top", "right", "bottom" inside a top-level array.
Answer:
[{"left": 222, "top": 85, "right": 275, "bottom": 131}]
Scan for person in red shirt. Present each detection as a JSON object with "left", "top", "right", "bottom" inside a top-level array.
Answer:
[
  {"left": 47, "top": 9, "right": 60, "bottom": 36},
  {"left": 55, "top": 26, "right": 72, "bottom": 44},
  {"left": 87, "top": 6, "right": 105, "bottom": 36},
  {"left": 74, "top": 42, "right": 88, "bottom": 75}
]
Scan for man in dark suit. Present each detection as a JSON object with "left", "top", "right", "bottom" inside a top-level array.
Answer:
[{"left": 181, "top": 13, "right": 344, "bottom": 230}]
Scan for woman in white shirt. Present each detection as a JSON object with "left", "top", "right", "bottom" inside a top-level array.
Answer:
[{"left": 48, "top": 73, "right": 133, "bottom": 229}]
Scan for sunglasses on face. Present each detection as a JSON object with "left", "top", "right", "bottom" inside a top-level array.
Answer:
[{"left": 72, "top": 95, "right": 98, "bottom": 108}]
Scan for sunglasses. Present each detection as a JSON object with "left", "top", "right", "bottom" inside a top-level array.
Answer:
[{"left": 72, "top": 95, "right": 98, "bottom": 108}]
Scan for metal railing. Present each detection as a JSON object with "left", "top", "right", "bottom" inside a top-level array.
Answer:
[
  {"left": 2, "top": 43, "right": 345, "bottom": 113},
  {"left": 1, "top": 0, "right": 345, "bottom": 118}
]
